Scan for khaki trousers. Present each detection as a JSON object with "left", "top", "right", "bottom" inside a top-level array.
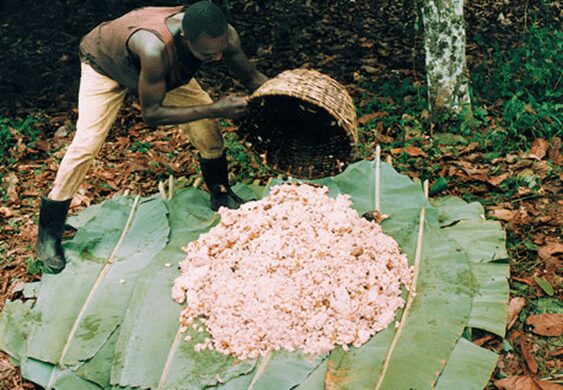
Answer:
[{"left": 49, "top": 63, "right": 223, "bottom": 201}]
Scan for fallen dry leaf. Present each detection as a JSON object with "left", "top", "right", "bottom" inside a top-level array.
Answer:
[
  {"left": 70, "top": 188, "right": 93, "bottom": 209},
  {"left": 520, "top": 335, "right": 538, "bottom": 373},
  {"left": 458, "top": 141, "right": 480, "bottom": 155},
  {"left": 35, "top": 139, "right": 50, "bottom": 151},
  {"left": 507, "top": 297, "right": 527, "bottom": 330},
  {"left": 538, "top": 242, "right": 563, "bottom": 268},
  {"left": 533, "top": 234, "right": 546, "bottom": 245},
  {"left": 0, "top": 207, "right": 14, "bottom": 219},
  {"left": 404, "top": 145, "right": 428, "bottom": 157},
  {"left": 5, "top": 172, "right": 19, "bottom": 204},
  {"left": 358, "top": 112, "right": 378, "bottom": 126},
  {"left": 487, "top": 173, "right": 510, "bottom": 186},
  {"left": 21, "top": 189, "right": 40, "bottom": 197},
  {"left": 54, "top": 125, "right": 70, "bottom": 138},
  {"left": 390, "top": 146, "right": 428, "bottom": 158},
  {"left": 360, "top": 65, "right": 378, "bottom": 74},
  {"left": 0, "top": 359, "right": 16, "bottom": 382},
  {"left": 537, "top": 215, "right": 552, "bottom": 223},
  {"left": 531, "top": 160, "right": 553, "bottom": 179},
  {"left": 491, "top": 208, "right": 517, "bottom": 222},
  {"left": 517, "top": 187, "right": 534, "bottom": 197},
  {"left": 528, "top": 138, "right": 549, "bottom": 160},
  {"left": 464, "top": 152, "right": 481, "bottom": 161},
  {"left": 496, "top": 375, "right": 562, "bottom": 390},
  {"left": 473, "top": 334, "right": 495, "bottom": 346},
  {"left": 526, "top": 314, "right": 563, "bottom": 336},
  {"left": 548, "top": 137, "right": 561, "bottom": 164},
  {"left": 496, "top": 375, "right": 537, "bottom": 390},
  {"left": 318, "top": 54, "right": 339, "bottom": 66},
  {"left": 451, "top": 161, "right": 511, "bottom": 187},
  {"left": 533, "top": 379, "right": 563, "bottom": 390},
  {"left": 512, "top": 276, "right": 533, "bottom": 285}
]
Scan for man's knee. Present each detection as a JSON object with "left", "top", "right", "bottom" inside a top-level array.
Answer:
[
  {"left": 63, "top": 143, "right": 100, "bottom": 166},
  {"left": 196, "top": 138, "right": 224, "bottom": 159},
  {"left": 199, "top": 145, "right": 224, "bottom": 159},
  {"left": 180, "top": 119, "right": 224, "bottom": 157},
  {"left": 180, "top": 117, "right": 220, "bottom": 135}
]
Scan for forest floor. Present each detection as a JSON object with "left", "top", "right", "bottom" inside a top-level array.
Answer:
[{"left": 0, "top": 0, "right": 561, "bottom": 388}]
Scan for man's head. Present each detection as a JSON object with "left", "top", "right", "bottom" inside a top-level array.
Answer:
[{"left": 182, "top": 1, "right": 228, "bottom": 62}]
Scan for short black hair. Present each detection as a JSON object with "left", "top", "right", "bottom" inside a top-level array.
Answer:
[{"left": 182, "top": 1, "right": 228, "bottom": 41}]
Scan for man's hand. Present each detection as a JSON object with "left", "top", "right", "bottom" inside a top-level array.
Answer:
[{"left": 211, "top": 96, "right": 248, "bottom": 119}]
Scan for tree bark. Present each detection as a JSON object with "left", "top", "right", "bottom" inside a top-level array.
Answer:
[{"left": 418, "top": 0, "right": 471, "bottom": 120}]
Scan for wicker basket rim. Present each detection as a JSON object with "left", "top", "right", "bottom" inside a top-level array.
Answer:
[{"left": 247, "top": 91, "right": 359, "bottom": 144}]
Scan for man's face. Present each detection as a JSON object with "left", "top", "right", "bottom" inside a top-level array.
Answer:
[{"left": 184, "top": 32, "right": 228, "bottom": 63}]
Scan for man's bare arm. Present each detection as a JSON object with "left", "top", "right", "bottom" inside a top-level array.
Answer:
[
  {"left": 223, "top": 26, "right": 268, "bottom": 93},
  {"left": 131, "top": 31, "right": 244, "bottom": 126}
]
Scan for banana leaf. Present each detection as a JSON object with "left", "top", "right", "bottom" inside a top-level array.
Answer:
[
  {"left": 0, "top": 299, "right": 34, "bottom": 363},
  {"left": 0, "top": 160, "right": 509, "bottom": 389},
  {"left": 432, "top": 196, "right": 510, "bottom": 337},
  {"left": 435, "top": 338, "right": 498, "bottom": 390},
  {"left": 110, "top": 189, "right": 255, "bottom": 389},
  {"left": 8, "top": 196, "right": 169, "bottom": 389}
]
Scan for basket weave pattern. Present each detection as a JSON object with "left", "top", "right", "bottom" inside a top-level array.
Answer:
[{"left": 237, "top": 69, "right": 358, "bottom": 178}]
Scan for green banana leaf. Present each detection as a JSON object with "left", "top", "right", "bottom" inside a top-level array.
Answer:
[
  {"left": 111, "top": 189, "right": 255, "bottom": 389},
  {"left": 0, "top": 299, "right": 34, "bottom": 363},
  {"left": 435, "top": 338, "right": 499, "bottom": 390},
  {"left": 0, "top": 160, "right": 509, "bottom": 389},
  {"left": 432, "top": 196, "right": 510, "bottom": 338}
]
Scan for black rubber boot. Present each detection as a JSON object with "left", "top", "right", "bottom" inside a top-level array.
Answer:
[
  {"left": 199, "top": 153, "right": 244, "bottom": 211},
  {"left": 36, "top": 196, "right": 71, "bottom": 274}
]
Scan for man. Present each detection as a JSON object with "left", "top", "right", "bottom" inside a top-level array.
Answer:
[{"left": 36, "top": 1, "right": 268, "bottom": 273}]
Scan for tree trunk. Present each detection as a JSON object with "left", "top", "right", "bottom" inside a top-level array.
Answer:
[{"left": 418, "top": 0, "right": 471, "bottom": 120}]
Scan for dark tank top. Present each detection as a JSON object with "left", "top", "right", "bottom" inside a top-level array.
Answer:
[{"left": 79, "top": 6, "right": 202, "bottom": 91}]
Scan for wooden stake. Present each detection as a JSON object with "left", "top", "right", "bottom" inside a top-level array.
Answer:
[
  {"left": 168, "top": 175, "right": 174, "bottom": 201},
  {"left": 375, "top": 145, "right": 381, "bottom": 212},
  {"left": 374, "top": 206, "right": 426, "bottom": 389},
  {"left": 248, "top": 352, "right": 272, "bottom": 390},
  {"left": 157, "top": 328, "right": 183, "bottom": 390},
  {"left": 158, "top": 181, "right": 166, "bottom": 200}
]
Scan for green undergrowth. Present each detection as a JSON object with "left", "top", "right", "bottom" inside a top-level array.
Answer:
[
  {"left": 222, "top": 127, "right": 275, "bottom": 184},
  {"left": 472, "top": 25, "right": 562, "bottom": 141},
  {"left": 0, "top": 115, "right": 45, "bottom": 211},
  {"left": 0, "top": 116, "right": 41, "bottom": 166},
  {"left": 0, "top": 115, "right": 41, "bottom": 202},
  {"left": 350, "top": 23, "right": 562, "bottom": 188}
]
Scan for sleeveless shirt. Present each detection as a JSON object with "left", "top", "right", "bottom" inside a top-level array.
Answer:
[{"left": 79, "top": 6, "right": 202, "bottom": 91}]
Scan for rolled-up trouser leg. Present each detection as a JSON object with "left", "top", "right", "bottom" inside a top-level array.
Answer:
[
  {"left": 163, "top": 78, "right": 224, "bottom": 159},
  {"left": 163, "top": 79, "right": 244, "bottom": 209},
  {"left": 49, "top": 62, "right": 127, "bottom": 201}
]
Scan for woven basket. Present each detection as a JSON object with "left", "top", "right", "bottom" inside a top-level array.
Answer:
[{"left": 236, "top": 69, "right": 358, "bottom": 179}]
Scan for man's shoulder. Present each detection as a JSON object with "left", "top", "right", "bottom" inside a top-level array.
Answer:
[
  {"left": 227, "top": 24, "right": 239, "bottom": 40},
  {"left": 128, "top": 29, "right": 167, "bottom": 60},
  {"left": 225, "top": 24, "right": 242, "bottom": 53}
]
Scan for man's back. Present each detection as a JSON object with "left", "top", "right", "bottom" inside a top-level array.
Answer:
[{"left": 79, "top": 6, "right": 201, "bottom": 91}]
